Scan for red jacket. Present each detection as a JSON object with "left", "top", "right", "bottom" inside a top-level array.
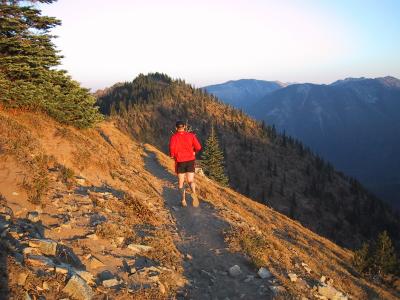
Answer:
[{"left": 169, "top": 131, "right": 202, "bottom": 163}]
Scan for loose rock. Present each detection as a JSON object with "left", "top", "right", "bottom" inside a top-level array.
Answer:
[
  {"left": 127, "top": 244, "right": 153, "bottom": 253},
  {"left": 228, "top": 265, "right": 242, "bottom": 277},
  {"left": 26, "top": 255, "right": 54, "bottom": 268},
  {"left": 29, "top": 239, "right": 58, "bottom": 256},
  {"left": 258, "top": 267, "right": 272, "bottom": 279},
  {"left": 63, "top": 274, "right": 94, "bottom": 300},
  {"left": 318, "top": 284, "right": 347, "bottom": 300},
  {"left": 75, "top": 270, "right": 95, "bottom": 285},
  {"left": 102, "top": 278, "right": 120, "bottom": 288},
  {"left": 17, "top": 273, "right": 28, "bottom": 286},
  {"left": 85, "top": 254, "right": 105, "bottom": 269},
  {"left": 288, "top": 273, "right": 298, "bottom": 282},
  {"left": 26, "top": 211, "right": 40, "bottom": 222}
]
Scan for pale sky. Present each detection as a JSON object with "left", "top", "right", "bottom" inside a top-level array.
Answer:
[{"left": 39, "top": 0, "right": 400, "bottom": 91}]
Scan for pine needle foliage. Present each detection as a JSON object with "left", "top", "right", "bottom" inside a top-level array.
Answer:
[
  {"left": 201, "top": 126, "right": 229, "bottom": 186},
  {"left": 0, "top": 0, "right": 102, "bottom": 128},
  {"left": 352, "top": 231, "right": 398, "bottom": 276}
]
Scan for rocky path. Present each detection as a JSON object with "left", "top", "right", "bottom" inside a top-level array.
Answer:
[{"left": 144, "top": 149, "right": 273, "bottom": 300}]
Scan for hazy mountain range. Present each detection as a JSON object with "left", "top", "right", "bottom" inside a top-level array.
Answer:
[
  {"left": 204, "top": 76, "right": 400, "bottom": 210},
  {"left": 204, "top": 79, "right": 286, "bottom": 110}
]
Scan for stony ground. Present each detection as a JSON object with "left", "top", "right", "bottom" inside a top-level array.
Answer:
[
  {"left": 144, "top": 149, "right": 276, "bottom": 299},
  {"left": 1, "top": 110, "right": 399, "bottom": 300}
]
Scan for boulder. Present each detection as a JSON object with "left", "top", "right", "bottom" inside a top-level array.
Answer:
[{"left": 63, "top": 275, "right": 93, "bottom": 300}]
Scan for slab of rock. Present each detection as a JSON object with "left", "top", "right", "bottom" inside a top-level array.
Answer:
[
  {"left": 55, "top": 265, "right": 69, "bottom": 274},
  {"left": 17, "top": 273, "right": 28, "bottom": 286},
  {"left": 127, "top": 244, "right": 153, "bottom": 253},
  {"left": 288, "top": 273, "right": 298, "bottom": 282},
  {"left": 258, "top": 267, "right": 272, "bottom": 279},
  {"left": 102, "top": 278, "right": 120, "bottom": 288},
  {"left": 228, "top": 265, "right": 242, "bottom": 277},
  {"left": 26, "top": 255, "right": 54, "bottom": 268},
  {"left": 318, "top": 284, "right": 347, "bottom": 300},
  {"left": 85, "top": 254, "right": 105, "bottom": 269},
  {"left": 75, "top": 270, "right": 95, "bottom": 285},
  {"left": 29, "top": 239, "right": 58, "bottom": 256},
  {"left": 63, "top": 275, "right": 93, "bottom": 300},
  {"left": 23, "top": 247, "right": 41, "bottom": 255}
]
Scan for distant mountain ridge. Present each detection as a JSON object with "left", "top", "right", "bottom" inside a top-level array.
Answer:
[
  {"left": 203, "top": 79, "right": 286, "bottom": 110},
  {"left": 209, "top": 76, "right": 400, "bottom": 209}
]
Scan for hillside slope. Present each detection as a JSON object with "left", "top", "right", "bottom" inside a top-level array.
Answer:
[
  {"left": 1, "top": 109, "right": 399, "bottom": 299},
  {"left": 96, "top": 73, "right": 400, "bottom": 251},
  {"left": 248, "top": 76, "right": 400, "bottom": 210}
]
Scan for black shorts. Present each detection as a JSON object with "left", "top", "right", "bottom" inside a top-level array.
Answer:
[{"left": 176, "top": 160, "right": 195, "bottom": 174}]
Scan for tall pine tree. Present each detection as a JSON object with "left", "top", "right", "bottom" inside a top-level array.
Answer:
[
  {"left": 201, "top": 126, "right": 229, "bottom": 186},
  {"left": 0, "top": 0, "right": 102, "bottom": 128}
]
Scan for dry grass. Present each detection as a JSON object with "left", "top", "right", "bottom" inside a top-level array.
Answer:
[
  {"left": 1, "top": 108, "right": 398, "bottom": 299},
  {"left": 148, "top": 143, "right": 400, "bottom": 299}
]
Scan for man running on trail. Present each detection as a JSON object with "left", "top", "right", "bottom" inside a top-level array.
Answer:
[{"left": 169, "top": 121, "right": 202, "bottom": 207}]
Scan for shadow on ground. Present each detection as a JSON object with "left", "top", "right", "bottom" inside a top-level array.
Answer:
[{"left": 143, "top": 149, "right": 272, "bottom": 300}]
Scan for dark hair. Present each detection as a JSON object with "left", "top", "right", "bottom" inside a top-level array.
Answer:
[{"left": 176, "top": 120, "right": 185, "bottom": 128}]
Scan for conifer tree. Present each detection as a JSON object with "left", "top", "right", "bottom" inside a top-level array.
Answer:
[
  {"left": 372, "top": 231, "right": 397, "bottom": 275},
  {"left": 352, "top": 231, "right": 398, "bottom": 276},
  {"left": 352, "top": 242, "right": 371, "bottom": 274},
  {"left": 201, "top": 126, "right": 229, "bottom": 186},
  {"left": 0, "top": 0, "right": 102, "bottom": 128}
]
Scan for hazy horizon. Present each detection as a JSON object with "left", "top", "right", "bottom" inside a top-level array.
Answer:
[{"left": 39, "top": 0, "right": 400, "bottom": 91}]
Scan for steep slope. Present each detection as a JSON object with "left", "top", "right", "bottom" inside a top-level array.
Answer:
[
  {"left": 96, "top": 73, "right": 400, "bottom": 251},
  {"left": 203, "top": 79, "right": 286, "bottom": 110},
  {"left": 249, "top": 76, "right": 400, "bottom": 210},
  {"left": 1, "top": 108, "right": 399, "bottom": 299}
]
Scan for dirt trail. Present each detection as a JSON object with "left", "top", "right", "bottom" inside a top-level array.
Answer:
[{"left": 144, "top": 149, "right": 273, "bottom": 300}]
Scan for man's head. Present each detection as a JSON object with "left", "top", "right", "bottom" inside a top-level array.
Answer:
[{"left": 176, "top": 120, "right": 185, "bottom": 131}]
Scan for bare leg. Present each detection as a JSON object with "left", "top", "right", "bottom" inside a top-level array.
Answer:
[
  {"left": 186, "top": 172, "right": 199, "bottom": 207},
  {"left": 178, "top": 173, "right": 187, "bottom": 206}
]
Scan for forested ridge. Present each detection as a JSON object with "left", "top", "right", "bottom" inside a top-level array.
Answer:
[{"left": 97, "top": 73, "right": 400, "bottom": 250}]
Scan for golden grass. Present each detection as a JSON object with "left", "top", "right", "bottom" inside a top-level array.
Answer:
[
  {"left": 1, "top": 108, "right": 397, "bottom": 299},
  {"left": 147, "top": 143, "right": 399, "bottom": 299}
]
